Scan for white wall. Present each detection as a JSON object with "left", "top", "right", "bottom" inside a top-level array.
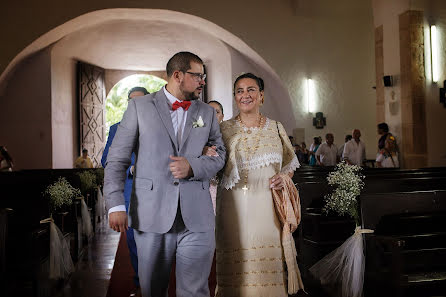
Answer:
[
  {"left": 50, "top": 44, "right": 78, "bottom": 168},
  {"left": 0, "top": 49, "right": 52, "bottom": 169},
  {"left": 227, "top": 45, "right": 295, "bottom": 131}
]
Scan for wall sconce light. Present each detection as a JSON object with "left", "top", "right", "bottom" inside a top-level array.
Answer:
[
  {"left": 306, "top": 78, "right": 316, "bottom": 113},
  {"left": 430, "top": 25, "right": 439, "bottom": 83}
]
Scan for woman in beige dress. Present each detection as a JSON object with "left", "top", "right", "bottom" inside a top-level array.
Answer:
[{"left": 215, "top": 73, "right": 299, "bottom": 297}]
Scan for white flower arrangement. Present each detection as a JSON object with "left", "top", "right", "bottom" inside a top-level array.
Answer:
[
  {"left": 45, "top": 177, "right": 82, "bottom": 211},
  {"left": 323, "top": 161, "right": 365, "bottom": 225},
  {"left": 192, "top": 116, "right": 205, "bottom": 128},
  {"left": 76, "top": 171, "right": 97, "bottom": 194}
]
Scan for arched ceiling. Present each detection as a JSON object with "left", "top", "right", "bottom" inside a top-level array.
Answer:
[
  {"left": 0, "top": 9, "right": 281, "bottom": 85},
  {"left": 52, "top": 19, "right": 229, "bottom": 71}
]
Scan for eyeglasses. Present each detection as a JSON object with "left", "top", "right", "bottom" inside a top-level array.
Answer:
[{"left": 186, "top": 71, "right": 206, "bottom": 81}]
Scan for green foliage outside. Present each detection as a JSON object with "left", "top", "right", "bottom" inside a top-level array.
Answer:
[{"left": 106, "top": 74, "right": 167, "bottom": 136}]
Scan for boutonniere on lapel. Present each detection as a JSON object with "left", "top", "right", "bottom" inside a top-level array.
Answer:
[{"left": 192, "top": 116, "right": 205, "bottom": 128}]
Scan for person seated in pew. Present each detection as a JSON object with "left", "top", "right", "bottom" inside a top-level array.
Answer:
[
  {"left": 376, "top": 134, "right": 399, "bottom": 168},
  {"left": 74, "top": 148, "right": 94, "bottom": 168}
]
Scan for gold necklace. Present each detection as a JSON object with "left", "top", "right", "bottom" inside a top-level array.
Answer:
[{"left": 236, "top": 114, "right": 265, "bottom": 193}]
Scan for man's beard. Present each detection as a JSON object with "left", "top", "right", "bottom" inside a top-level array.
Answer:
[{"left": 180, "top": 82, "right": 201, "bottom": 101}]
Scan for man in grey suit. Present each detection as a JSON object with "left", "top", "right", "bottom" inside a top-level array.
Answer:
[{"left": 104, "top": 52, "right": 226, "bottom": 297}]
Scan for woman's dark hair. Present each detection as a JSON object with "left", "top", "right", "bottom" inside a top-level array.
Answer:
[
  {"left": 128, "top": 87, "right": 149, "bottom": 99},
  {"left": 233, "top": 73, "right": 264, "bottom": 94},
  {"left": 377, "top": 122, "right": 389, "bottom": 133},
  {"left": 208, "top": 100, "right": 224, "bottom": 115}
]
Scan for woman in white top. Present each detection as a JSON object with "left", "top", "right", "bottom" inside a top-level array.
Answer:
[{"left": 376, "top": 134, "right": 399, "bottom": 168}]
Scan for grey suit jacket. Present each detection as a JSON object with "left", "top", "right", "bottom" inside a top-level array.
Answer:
[{"left": 104, "top": 89, "right": 226, "bottom": 233}]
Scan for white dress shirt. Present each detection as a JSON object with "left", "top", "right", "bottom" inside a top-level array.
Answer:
[
  {"left": 343, "top": 139, "right": 366, "bottom": 166},
  {"left": 108, "top": 86, "right": 189, "bottom": 215},
  {"left": 315, "top": 142, "right": 338, "bottom": 166}
]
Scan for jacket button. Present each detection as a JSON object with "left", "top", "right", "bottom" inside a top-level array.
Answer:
[{"left": 173, "top": 181, "right": 179, "bottom": 186}]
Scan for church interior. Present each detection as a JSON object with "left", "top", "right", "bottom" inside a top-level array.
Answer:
[{"left": 1, "top": 0, "right": 446, "bottom": 296}]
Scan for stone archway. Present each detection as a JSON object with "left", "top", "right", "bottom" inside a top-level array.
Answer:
[{"left": 0, "top": 9, "right": 295, "bottom": 169}]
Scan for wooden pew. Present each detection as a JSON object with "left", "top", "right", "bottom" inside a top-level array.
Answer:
[
  {"left": 0, "top": 169, "right": 99, "bottom": 295},
  {"left": 295, "top": 168, "right": 446, "bottom": 295},
  {"left": 361, "top": 190, "right": 446, "bottom": 297}
]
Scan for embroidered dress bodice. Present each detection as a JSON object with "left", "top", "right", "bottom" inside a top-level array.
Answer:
[{"left": 220, "top": 118, "right": 299, "bottom": 190}]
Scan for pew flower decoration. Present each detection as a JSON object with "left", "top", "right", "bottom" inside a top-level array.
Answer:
[
  {"left": 76, "top": 171, "right": 97, "bottom": 194},
  {"left": 45, "top": 177, "right": 81, "bottom": 211},
  {"left": 323, "top": 161, "right": 365, "bottom": 225},
  {"left": 311, "top": 161, "right": 370, "bottom": 297},
  {"left": 95, "top": 168, "right": 104, "bottom": 187}
]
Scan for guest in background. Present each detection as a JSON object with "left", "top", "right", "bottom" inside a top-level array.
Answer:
[
  {"left": 208, "top": 100, "right": 224, "bottom": 124},
  {"left": 293, "top": 143, "right": 300, "bottom": 155},
  {"left": 377, "top": 122, "right": 390, "bottom": 150},
  {"left": 376, "top": 134, "right": 399, "bottom": 168},
  {"left": 74, "top": 148, "right": 94, "bottom": 168},
  {"left": 338, "top": 134, "right": 352, "bottom": 160},
  {"left": 207, "top": 100, "right": 224, "bottom": 214},
  {"left": 0, "top": 145, "right": 13, "bottom": 171},
  {"left": 343, "top": 129, "right": 366, "bottom": 166},
  {"left": 315, "top": 133, "right": 338, "bottom": 166},
  {"left": 309, "top": 137, "right": 321, "bottom": 166},
  {"left": 297, "top": 142, "right": 309, "bottom": 165},
  {"left": 101, "top": 86, "right": 149, "bottom": 296}
]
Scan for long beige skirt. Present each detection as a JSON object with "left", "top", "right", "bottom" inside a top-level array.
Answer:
[{"left": 215, "top": 165, "right": 288, "bottom": 297}]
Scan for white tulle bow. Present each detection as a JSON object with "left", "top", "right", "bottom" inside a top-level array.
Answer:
[{"left": 310, "top": 226, "right": 374, "bottom": 297}]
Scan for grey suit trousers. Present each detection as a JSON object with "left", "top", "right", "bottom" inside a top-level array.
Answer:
[{"left": 134, "top": 206, "right": 215, "bottom": 297}]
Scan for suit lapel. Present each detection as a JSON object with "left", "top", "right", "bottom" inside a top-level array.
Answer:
[
  {"left": 153, "top": 91, "right": 178, "bottom": 152},
  {"left": 179, "top": 100, "right": 199, "bottom": 151}
]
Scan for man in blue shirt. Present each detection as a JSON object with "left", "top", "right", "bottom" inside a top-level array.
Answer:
[{"left": 101, "top": 86, "right": 148, "bottom": 296}]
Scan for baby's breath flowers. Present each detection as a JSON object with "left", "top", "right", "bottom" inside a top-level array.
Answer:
[
  {"left": 45, "top": 177, "right": 82, "bottom": 211},
  {"left": 323, "top": 161, "right": 365, "bottom": 225},
  {"left": 76, "top": 171, "right": 97, "bottom": 194}
]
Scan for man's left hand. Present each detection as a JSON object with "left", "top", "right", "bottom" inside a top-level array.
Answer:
[{"left": 169, "top": 156, "right": 193, "bottom": 179}]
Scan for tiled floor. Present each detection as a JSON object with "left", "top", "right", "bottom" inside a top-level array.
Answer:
[{"left": 53, "top": 220, "right": 120, "bottom": 297}]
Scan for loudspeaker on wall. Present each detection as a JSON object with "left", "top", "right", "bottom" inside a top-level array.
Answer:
[{"left": 383, "top": 75, "right": 393, "bottom": 87}]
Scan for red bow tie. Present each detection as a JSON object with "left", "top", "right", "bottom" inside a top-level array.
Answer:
[{"left": 172, "top": 100, "right": 192, "bottom": 111}]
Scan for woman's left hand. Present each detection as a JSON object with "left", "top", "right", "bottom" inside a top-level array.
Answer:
[{"left": 270, "top": 174, "right": 284, "bottom": 190}]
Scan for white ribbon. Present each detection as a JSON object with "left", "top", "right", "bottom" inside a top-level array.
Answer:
[{"left": 354, "top": 226, "right": 374, "bottom": 235}]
